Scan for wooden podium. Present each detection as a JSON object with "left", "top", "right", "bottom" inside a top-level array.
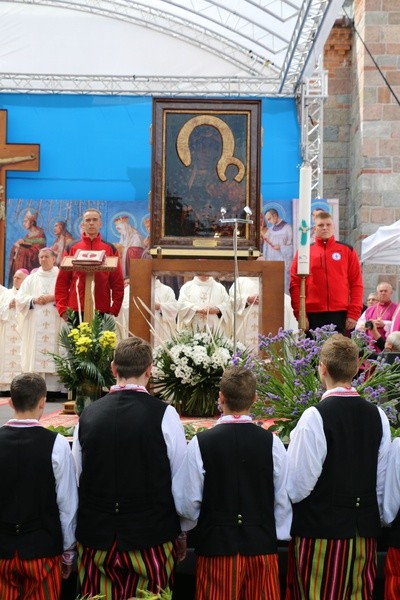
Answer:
[
  {"left": 128, "top": 258, "right": 285, "bottom": 343},
  {"left": 60, "top": 256, "right": 119, "bottom": 323}
]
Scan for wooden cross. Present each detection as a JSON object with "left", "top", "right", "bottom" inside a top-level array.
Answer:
[{"left": 0, "top": 109, "right": 40, "bottom": 283}]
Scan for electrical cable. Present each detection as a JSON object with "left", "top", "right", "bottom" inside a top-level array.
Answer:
[{"left": 344, "top": 9, "right": 400, "bottom": 107}]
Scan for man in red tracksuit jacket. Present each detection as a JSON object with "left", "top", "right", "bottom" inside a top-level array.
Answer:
[
  {"left": 290, "top": 211, "right": 363, "bottom": 334},
  {"left": 55, "top": 208, "right": 124, "bottom": 321}
]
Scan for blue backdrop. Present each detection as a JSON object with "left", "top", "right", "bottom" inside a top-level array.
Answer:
[{"left": 0, "top": 94, "right": 301, "bottom": 283}]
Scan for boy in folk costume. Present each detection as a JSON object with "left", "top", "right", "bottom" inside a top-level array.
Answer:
[
  {"left": 72, "top": 336, "right": 188, "bottom": 600},
  {"left": 0, "top": 373, "right": 78, "bottom": 599},
  {"left": 172, "top": 366, "right": 292, "bottom": 600},
  {"left": 285, "top": 334, "right": 391, "bottom": 599}
]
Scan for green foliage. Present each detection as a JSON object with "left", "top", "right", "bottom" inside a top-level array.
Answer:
[
  {"left": 75, "top": 587, "right": 172, "bottom": 599},
  {"left": 47, "top": 425, "right": 75, "bottom": 437},
  {"left": 128, "top": 588, "right": 172, "bottom": 600},
  {"left": 238, "top": 326, "right": 400, "bottom": 442},
  {"left": 48, "top": 310, "right": 117, "bottom": 391},
  {"left": 75, "top": 595, "right": 105, "bottom": 600},
  {"left": 183, "top": 423, "right": 207, "bottom": 441}
]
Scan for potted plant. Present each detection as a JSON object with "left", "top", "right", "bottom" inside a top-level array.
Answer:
[
  {"left": 151, "top": 329, "right": 248, "bottom": 417},
  {"left": 49, "top": 311, "right": 117, "bottom": 414},
  {"left": 240, "top": 326, "right": 400, "bottom": 442}
]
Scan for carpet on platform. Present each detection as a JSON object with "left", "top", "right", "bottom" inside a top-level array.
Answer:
[{"left": 40, "top": 410, "right": 275, "bottom": 432}]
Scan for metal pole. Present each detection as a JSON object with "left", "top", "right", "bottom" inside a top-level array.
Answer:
[
  {"left": 219, "top": 212, "right": 253, "bottom": 356},
  {"left": 233, "top": 220, "right": 238, "bottom": 355}
]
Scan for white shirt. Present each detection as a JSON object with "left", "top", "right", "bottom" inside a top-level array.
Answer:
[
  {"left": 286, "top": 387, "right": 391, "bottom": 521},
  {"left": 172, "top": 414, "right": 292, "bottom": 540},
  {"left": 383, "top": 437, "right": 400, "bottom": 525}
]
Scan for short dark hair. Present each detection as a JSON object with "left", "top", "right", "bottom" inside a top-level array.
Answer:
[
  {"left": 320, "top": 334, "right": 359, "bottom": 382},
  {"left": 10, "top": 373, "right": 47, "bottom": 412},
  {"left": 83, "top": 208, "right": 102, "bottom": 220},
  {"left": 314, "top": 210, "right": 332, "bottom": 222},
  {"left": 113, "top": 337, "right": 153, "bottom": 379},
  {"left": 220, "top": 366, "right": 256, "bottom": 412}
]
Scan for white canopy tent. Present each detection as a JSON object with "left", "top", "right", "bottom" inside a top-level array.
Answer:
[
  {"left": 361, "top": 221, "right": 400, "bottom": 265},
  {"left": 0, "top": 0, "right": 345, "bottom": 96}
]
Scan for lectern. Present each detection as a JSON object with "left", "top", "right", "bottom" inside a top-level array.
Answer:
[{"left": 60, "top": 256, "right": 119, "bottom": 323}]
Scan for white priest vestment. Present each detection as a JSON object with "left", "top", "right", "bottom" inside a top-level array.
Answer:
[
  {"left": 16, "top": 267, "right": 62, "bottom": 391},
  {"left": 116, "top": 283, "right": 130, "bottom": 341},
  {"left": 0, "top": 286, "right": 23, "bottom": 390},
  {"left": 153, "top": 279, "right": 178, "bottom": 344},
  {"left": 229, "top": 279, "right": 299, "bottom": 352},
  {"left": 229, "top": 277, "right": 260, "bottom": 352},
  {"left": 177, "top": 276, "right": 232, "bottom": 336}
]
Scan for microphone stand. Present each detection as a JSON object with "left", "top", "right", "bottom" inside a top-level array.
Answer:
[{"left": 219, "top": 214, "right": 253, "bottom": 356}]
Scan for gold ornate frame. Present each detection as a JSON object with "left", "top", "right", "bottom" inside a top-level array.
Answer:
[{"left": 150, "top": 99, "right": 261, "bottom": 256}]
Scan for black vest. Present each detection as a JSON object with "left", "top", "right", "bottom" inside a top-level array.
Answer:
[
  {"left": 77, "top": 390, "right": 180, "bottom": 550},
  {"left": 195, "top": 423, "right": 277, "bottom": 556},
  {"left": 0, "top": 426, "right": 63, "bottom": 559},
  {"left": 291, "top": 394, "right": 383, "bottom": 539}
]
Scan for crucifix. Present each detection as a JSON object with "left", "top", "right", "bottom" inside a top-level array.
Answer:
[{"left": 0, "top": 109, "right": 40, "bottom": 283}]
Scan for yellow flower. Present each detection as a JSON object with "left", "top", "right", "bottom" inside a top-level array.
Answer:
[
  {"left": 99, "top": 331, "right": 117, "bottom": 350},
  {"left": 75, "top": 335, "right": 93, "bottom": 354},
  {"left": 78, "top": 322, "right": 93, "bottom": 336},
  {"left": 68, "top": 328, "right": 80, "bottom": 341}
]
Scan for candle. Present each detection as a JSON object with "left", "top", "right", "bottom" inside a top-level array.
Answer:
[
  {"left": 91, "top": 278, "right": 96, "bottom": 314},
  {"left": 76, "top": 277, "right": 82, "bottom": 324},
  {"left": 297, "top": 163, "right": 312, "bottom": 275}
]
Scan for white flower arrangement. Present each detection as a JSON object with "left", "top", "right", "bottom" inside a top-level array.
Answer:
[{"left": 151, "top": 329, "right": 247, "bottom": 416}]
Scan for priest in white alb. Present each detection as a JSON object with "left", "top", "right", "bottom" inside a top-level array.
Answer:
[
  {"left": 229, "top": 276, "right": 260, "bottom": 352},
  {"left": 177, "top": 275, "right": 232, "bottom": 336},
  {"left": 16, "top": 248, "right": 63, "bottom": 391},
  {"left": 153, "top": 278, "right": 178, "bottom": 343},
  {"left": 0, "top": 268, "right": 29, "bottom": 391},
  {"left": 230, "top": 273, "right": 299, "bottom": 353}
]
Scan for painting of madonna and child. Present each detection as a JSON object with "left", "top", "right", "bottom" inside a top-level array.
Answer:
[
  {"left": 4, "top": 199, "right": 151, "bottom": 285},
  {"left": 151, "top": 99, "right": 261, "bottom": 251}
]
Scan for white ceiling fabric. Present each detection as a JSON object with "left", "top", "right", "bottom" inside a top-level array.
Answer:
[
  {"left": 0, "top": 0, "right": 345, "bottom": 95},
  {"left": 0, "top": 3, "right": 244, "bottom": 77}
]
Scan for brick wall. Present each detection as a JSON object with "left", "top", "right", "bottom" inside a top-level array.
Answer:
[
  {"left": 323, "top": 19, "right": 353, "bottom": 240},
  {"left": 323, "top": 3, "right": 400, "bottom": 299}
]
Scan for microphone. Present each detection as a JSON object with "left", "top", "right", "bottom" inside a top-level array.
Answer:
[
  {"left": 243, "top": 206, "right": 252, "bottom": 216},
  {"left": 220, "top": 207, "right": 227, "bottom": 217}
]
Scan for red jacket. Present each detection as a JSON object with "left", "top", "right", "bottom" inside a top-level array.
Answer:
[
  {"left": 55, "top": 233, "right": 124, "bottom": 317},
  {"left": 290, "top": 236, "right": 363, "bottom": 321}
]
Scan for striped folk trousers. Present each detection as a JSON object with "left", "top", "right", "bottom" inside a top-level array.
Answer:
[
  {"left": 77, "top": 539, "right": 176, "bottom": 600},
  {"left": 384, "top": 546, "right": 400, "bottom": 600},
  {"left": 285, "top": 536, "right": 377, "bottom": 600},
  {"left": 0, "top": 553, "right": 62, "bottom": 600},
  {"left": 195, "top": 553, "right": 280, "bottom": 600}
]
